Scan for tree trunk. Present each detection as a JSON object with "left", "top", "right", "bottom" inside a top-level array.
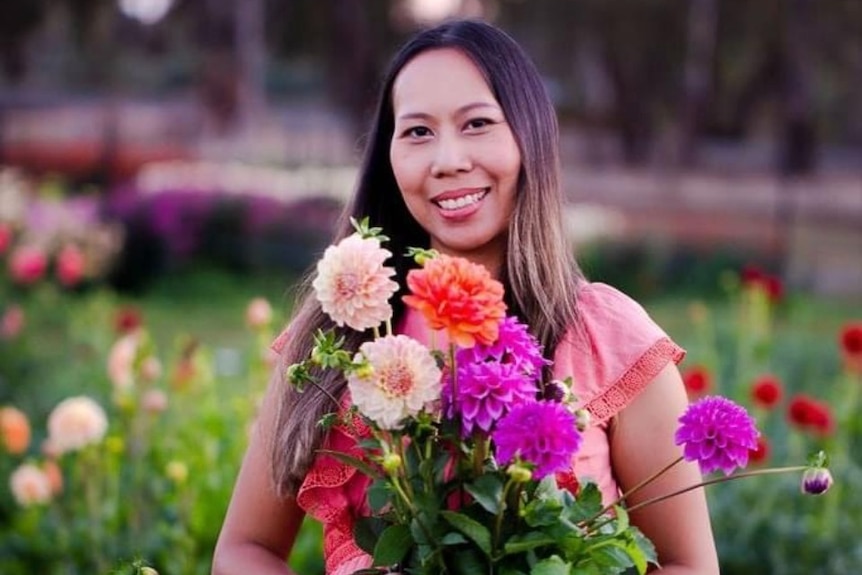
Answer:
[{"left": 678, "top": 0, "right": 719, "bottom": 166}]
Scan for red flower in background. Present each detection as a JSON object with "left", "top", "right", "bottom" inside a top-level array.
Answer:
[
  {"left": 840, "top": 323, "right": 862, "bottom": 373},
  {"left": 56, "top": 244, "right": 86, "bottom": 287},
  {"left": 749, "top": 436, "right": 770, "bottom": 464},
  {"left": 751, "top": 375, "right": 783, "bottom": 409},
  {"left": 682, "top": 366, "right": 711, "bottom": 395},
  {"left": 8, "top": 245, "right": 47, "bottom": 285},
  {"left": 787, "top": 394, "right": 834, "bottom": 436},
  {"left": 0, "top": 222, "right": 12, "bottom": 255},
  {"left": 114, "top": 306, "right": 143, "bottom": 334},
  {"left": 740, "top": 264, "right": 783, "bottom": 303}
]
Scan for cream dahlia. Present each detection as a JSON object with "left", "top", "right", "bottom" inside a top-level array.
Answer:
[
  {"left": 347, "top": 335, "right": 441, "bottom": 429},
  {"left": 313, "top": 234, "right": 399, "bottom": 332}
]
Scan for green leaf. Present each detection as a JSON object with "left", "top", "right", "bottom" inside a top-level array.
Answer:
[
  {"left": 354, "top": 516, "right": 388, "bottom": 555},
  {"left": 372, "top": 524, "right": 413, "bottom": 567},
  {"left": 367, "top": 479, "right": 392, "bottom": 513},
  {"left": 440, "top": 510, "right": 492, "bottom": 556},
  {"left": 612, "top": 505, "right": 629, "bottom": 536},
  {"left": 503, "top": 531, "right": 557, "bottom": 555},
  {"left": 531, "top": 555, "right": 571, "bottom": 575},
  {"left": 465, "top": 474, "right": 503, "bottom": 515},
  {"left": 449, "top": 548, "right": 487, "bottom": 575},
  {"left": 316, "top": 449, "right": 382, "bottom": 480},
  {"left": 441, "top": 532, "right": 469, "bottom": 545}
]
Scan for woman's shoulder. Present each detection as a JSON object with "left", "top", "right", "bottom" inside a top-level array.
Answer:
[
  {"left": 554, "top": 282, "right": 685, "bottom": 424},
  {"left": 574, "top": 282, "right": 670, "bottom": 343}
]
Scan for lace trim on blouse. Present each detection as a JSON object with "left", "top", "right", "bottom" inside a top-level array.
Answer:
[{"left": 584, "top": 337, "right": 684, "bottom": 425}]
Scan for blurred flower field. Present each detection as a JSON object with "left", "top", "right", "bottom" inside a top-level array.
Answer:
[{"left": 0, "top": 170, "right": 860, "bottom": 574}]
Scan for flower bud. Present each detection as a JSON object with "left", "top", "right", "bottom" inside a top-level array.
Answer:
[
  {"left": 575, "top": 409, "right": 591, "bottom": 432},
  {"left": 382, "top": 453, "right": 402, "bottom": 475},
  {"left": 801, "top": 467, "right": 833, "bottom": 495},
  {"left": 507, "top": 463, "right": 532, "bottom": 484},
  {"left": 353, "top": 362, "right": 374, "bottom": 380},
  {"left": 542, "top": 381, "right": 567, "bottom": 403},
  {"left": 141, "top": 567, "right": 159, "bottom": 575}
]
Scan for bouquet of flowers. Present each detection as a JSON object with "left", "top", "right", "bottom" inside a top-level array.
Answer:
[{"left": 286, "top": 219, "right": 832, "bottom": 575}]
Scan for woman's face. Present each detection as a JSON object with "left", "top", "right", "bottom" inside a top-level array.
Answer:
[{"left": 389, "top": 48, "right": 521, "bottom": 276}]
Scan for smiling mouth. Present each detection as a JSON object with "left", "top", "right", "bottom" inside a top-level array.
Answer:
[{"left": 434, "top": 188, "right": 489, "bottom": 211}]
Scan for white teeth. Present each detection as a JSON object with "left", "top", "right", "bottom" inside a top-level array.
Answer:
[{"left": 437, "top": 190, "right": 487, "bottom": 211}]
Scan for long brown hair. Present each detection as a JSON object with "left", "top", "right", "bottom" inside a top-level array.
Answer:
[{"left": 270, "top": 19, "right": 584, "bottom": 497}]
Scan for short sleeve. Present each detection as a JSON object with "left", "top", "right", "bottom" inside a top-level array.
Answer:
[{"left": 553, "top": 282, "right": 686, "bottom": 425}]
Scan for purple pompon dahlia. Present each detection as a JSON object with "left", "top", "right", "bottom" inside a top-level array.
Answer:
[
  {"left": 675, "top": 396, "right": 760, "bottom": 476},
  {"left": 445, "top": 361, "right": 537, "bottom": 435},
  {"left": 456, "top": 316, "right": 550, "bottom": 377},
  {"left": 492, "top": 401, "right": 582, "bottom": 479},
  {"left": 444, "top": 316, "right": 551, "bottom": 435}
]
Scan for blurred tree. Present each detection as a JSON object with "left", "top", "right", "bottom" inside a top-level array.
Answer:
[{"left": 0, "top": 0, "right": 46, "bottom": 82}]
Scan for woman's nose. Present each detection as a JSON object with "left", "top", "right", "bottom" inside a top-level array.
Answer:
[{"left": 430, "top": 134, "right": 472, "bottom": 177}]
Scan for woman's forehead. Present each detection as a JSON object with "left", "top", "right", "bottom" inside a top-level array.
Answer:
[{"left": 391, "top": 48, "right": 498, "bottom": 116}]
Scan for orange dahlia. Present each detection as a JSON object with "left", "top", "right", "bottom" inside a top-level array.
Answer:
[{"left": 403, "top": 255, "right": 506, "bottom": 348}]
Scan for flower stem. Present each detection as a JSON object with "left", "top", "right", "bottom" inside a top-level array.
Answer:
[
  {"left": 584, "top": 455, "right": 684, "bottom": 526},
  {"left": 625, "top": 465, "right": 808, "bottom": 515}
]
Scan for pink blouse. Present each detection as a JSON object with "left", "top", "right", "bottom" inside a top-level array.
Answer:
[{"left": 271, "top": 282, "right": 685, "bottom": 575}]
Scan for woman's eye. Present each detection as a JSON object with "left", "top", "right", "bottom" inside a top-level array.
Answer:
[
  {"left": 402, "top": 126, "right": 432, "bottom": 138},
  {"left": 465, "top": 118, "right": 493, "bottom": 130}
]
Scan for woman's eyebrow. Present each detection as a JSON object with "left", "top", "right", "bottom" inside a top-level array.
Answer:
[{"left": 396, "top": 102, "right": 501, "bottom": 122}]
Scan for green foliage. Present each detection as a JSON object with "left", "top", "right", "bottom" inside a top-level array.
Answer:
[
  {"left": 0, "top": 271, "right": 323, "bottom": 575},
  {"left": 657, "top": 280, "right": 862, "bottom": 575}
]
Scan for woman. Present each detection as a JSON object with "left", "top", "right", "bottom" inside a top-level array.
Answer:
[{"left": 213, "top": 19, "right": 719, "bottom": 575}]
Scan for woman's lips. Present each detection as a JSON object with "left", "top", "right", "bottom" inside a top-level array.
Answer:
[{"left": 432, "top": 188, "right": 490, "bottom": 214}]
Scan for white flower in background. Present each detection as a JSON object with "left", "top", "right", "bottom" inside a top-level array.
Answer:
[{"left": 47, "top": 396, "right": 108, "bottom": 454}]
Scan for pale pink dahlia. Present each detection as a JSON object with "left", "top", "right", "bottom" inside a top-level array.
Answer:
[
  {"left": 492, "top": 401, "right": 582, "bottom": 479},
  {"left": 9, "top": 463, "right": 52, "bottom": 507},
  {"left": 675, "top": 395, "right": 759, "bottom": 476},
  {"left": 347, "top": 335, "right": 441, "bottom": 430},
  {"left": 47, "top": 396, "right": 109, "bottom": 454},
  {"left": 313, "top": 234, "right": 399, "bottom": 332}
]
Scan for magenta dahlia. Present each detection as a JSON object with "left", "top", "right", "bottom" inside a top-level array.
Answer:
[
  {"left": 492, "top": 401, "right": 582, "bottom": 479},
  {"left": 675, "top": 396, "right": 760, "bottom": 476}
]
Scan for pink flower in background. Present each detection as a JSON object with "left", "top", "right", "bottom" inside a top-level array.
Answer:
[
  {"left": 675, "top": 396, "right": 759, "bottom": 476},
  {"left": 347, "top": 335, "right": 441, "bottom": 430},
  {"left": 8, "top": 245, "right": 47, "bottom": 285},
  {"left": 47, "top": 396, "right": 109, "bottom": 454},
  {"left": 140, "top": 356, "right": 163, "bottom": 383},
  {"left": 9, "top": 463, "right": 53, "bottom": 506},
  {"left": 56, "top": 244, "right": 86, "bottom": 287},
  {"left": 107, "top": 332, "right": 140, "bottom": 390},
  {"left": 493, "top": 401, "right": 582, "bottom": 479},
  {"left": 0, "top": 305, "right": 25, "bottom": 339},
  {"left": 0, "top": 222, "right": 12, "bottom": 255},
  {"left": 142, "top": 388, "right": 169, "bottom": 414},
  {"left": 313, "top": 234, "right": 399, "bottom": 331},
  {"left": 246, "top": 297, "right": 273, "bottom": 329}
]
